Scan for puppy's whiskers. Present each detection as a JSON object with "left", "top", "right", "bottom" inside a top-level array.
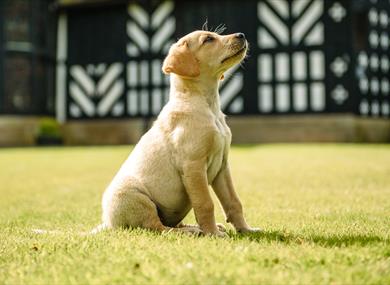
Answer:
[
  {"left": 202, "top": 19, "right": 209, "bottom": 31},
  {"left": 214, "top": 24, "right": 227, "bottom": 35}
]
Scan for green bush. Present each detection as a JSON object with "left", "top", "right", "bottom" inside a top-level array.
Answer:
[{"left": 37, "top": 117, "right": 62, "bottom": 139}]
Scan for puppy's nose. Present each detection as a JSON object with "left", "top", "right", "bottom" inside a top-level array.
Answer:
[{"left": 235, "top": 33, "right": 245, "bottom": 39}]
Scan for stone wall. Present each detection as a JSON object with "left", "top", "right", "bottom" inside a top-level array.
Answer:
[{"left": 0, "top": 115, "right": 389, "bottom": 147}]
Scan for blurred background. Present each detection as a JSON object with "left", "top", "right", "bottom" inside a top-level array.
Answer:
[{"left": 0, "top": 0, "right": 389, "bottom": 146}]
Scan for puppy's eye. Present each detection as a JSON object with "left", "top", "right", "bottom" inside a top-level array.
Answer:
[{"left": 203, "top": 36, "right": 215, "bottom": 44}]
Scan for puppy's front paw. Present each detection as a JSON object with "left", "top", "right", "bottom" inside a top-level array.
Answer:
[
  {"left": 237, "top": 227, "right": 262, "bottom": 234},
  {"left": 210, "top": 230, "right": 228, "bottom": 238},
  {"left": 216, "top": 223, "right": 227, "bottom": 232},
  {"left": 178, "top": 226, "right": 203, "bottom": 236},
  {"left": 203, "top": 229, "right": 228, "bottom": 238}
]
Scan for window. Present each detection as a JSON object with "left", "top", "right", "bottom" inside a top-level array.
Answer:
[{"left": 0, "top": 0, "right": 55, "bottom": 114}]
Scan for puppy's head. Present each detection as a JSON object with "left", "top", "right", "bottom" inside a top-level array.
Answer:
[{"left": 162, "top": 30, "right": 248, "bottom": 79}]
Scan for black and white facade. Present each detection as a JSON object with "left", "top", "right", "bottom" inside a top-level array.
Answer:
[
  {"left": 7, "top": 0, "right": 387, "bottom": 122},
  {"left": 57, "top": 0, "right": 390, "bottom": 121}
]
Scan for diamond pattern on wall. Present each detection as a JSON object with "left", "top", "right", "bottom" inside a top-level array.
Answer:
[{"left": 356, "top": 1, "right": 390, "bottom": 117}]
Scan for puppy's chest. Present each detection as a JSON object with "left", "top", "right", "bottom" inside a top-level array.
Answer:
[{"left": 207, "top": 117, "right": 231, "bottom": 183}]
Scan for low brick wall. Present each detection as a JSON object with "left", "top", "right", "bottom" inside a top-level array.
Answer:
[
  {"left": 0, "top": 116, "right": 41, "bottom": 146},
  {"left": 226, "top": 115, "right": 390, "bottom": 143},
  {"left": 61, "top": 119, "right": 146, "bottom": 145},
  {"left": 58, "top": 115, "right": 390, "bottom": 144},
  {"left": 0, "top": 115, "right": 389, "bottom": 146}
]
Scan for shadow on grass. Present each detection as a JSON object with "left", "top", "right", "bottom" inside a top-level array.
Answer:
[{"left": 233, "top": 230, "right": 389, "bottom": 247}]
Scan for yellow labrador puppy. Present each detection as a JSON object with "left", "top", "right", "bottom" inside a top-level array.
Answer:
[{"left": 99, "top": 30, "right": 260, "bottom": 237}]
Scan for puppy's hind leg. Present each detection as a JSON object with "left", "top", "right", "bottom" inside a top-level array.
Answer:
[{"left": 106, "top": 190, "right": 201, "bottom": 235}]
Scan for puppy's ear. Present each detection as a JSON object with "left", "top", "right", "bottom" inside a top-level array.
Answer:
[{"left": 162, "top": 42, "right": 200, "bottom": 77}]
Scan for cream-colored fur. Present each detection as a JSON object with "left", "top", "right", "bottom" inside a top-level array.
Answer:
[{"left": 100, "top": 30, "right": 260, "bottom": 236}]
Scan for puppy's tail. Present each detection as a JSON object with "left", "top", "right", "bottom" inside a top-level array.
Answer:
[
  {"left": 32, "top": 228, "right": 62, "bottom": 234},
  {"left": 89, "top": 223, "right": 107, "bottom": 234},
  {"left": 32, "top": 224, "right": 107, "bottom": 236}
]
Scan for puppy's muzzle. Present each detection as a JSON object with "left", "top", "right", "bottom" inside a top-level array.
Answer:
[
  {"left": 221, "top": 33, "right": 247, "bottom": 63},
  {"left": 235, "top": 33, "right": 245, "bottom": 40}
]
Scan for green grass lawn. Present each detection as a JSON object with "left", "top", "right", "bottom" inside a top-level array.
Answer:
[{"left": 0, "top": 144, "right": 389, "bottom": 284}]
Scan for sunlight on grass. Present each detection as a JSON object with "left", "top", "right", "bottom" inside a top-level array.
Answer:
[{"left": 0, "top": 144, "right": 389, "bottom": 284}]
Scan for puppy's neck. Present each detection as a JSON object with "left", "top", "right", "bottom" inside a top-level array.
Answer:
[{"left": 169, "top": 74, "right": 221, "bottom": 114}]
